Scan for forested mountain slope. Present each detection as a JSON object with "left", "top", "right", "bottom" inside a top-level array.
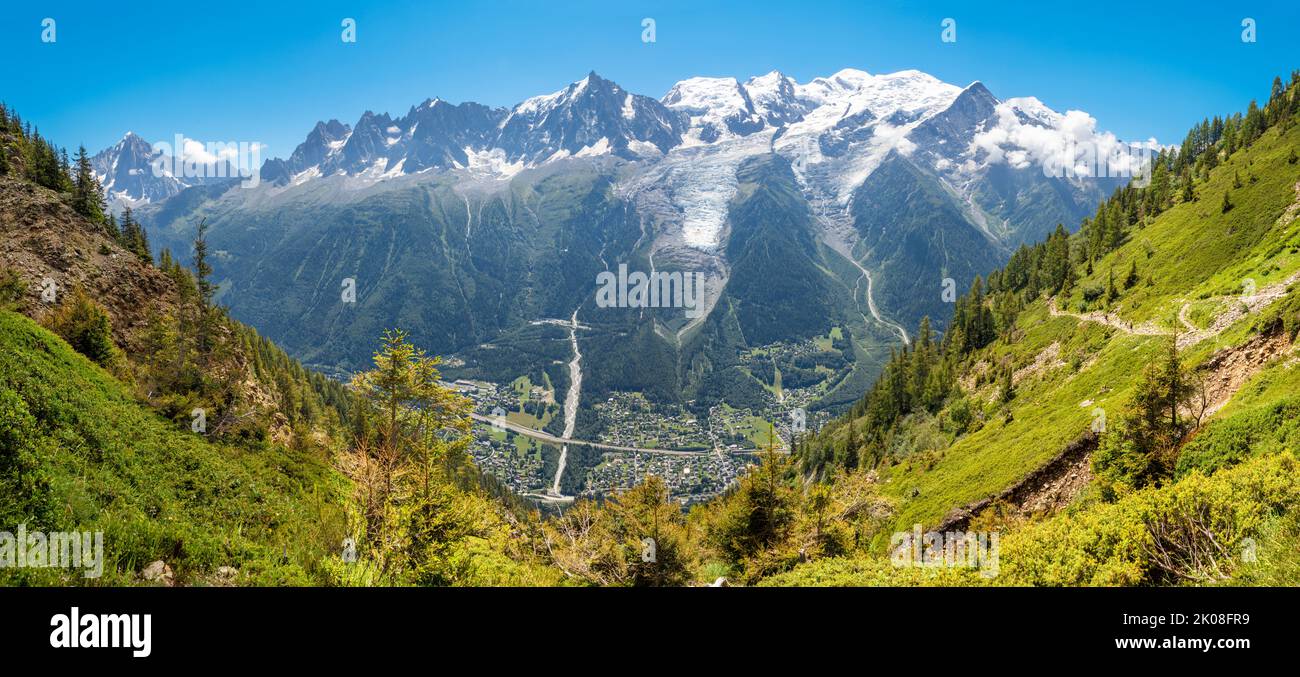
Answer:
[
  {"left": 525, "top": 85, "right": 1300, "bottom": 583},
  {"left": 0, "top": 105, "right": 562, "bottom": 586},
  {"left": 129, "top": 68, "right": 1126, "bottom": 422},
  {"left": 718, "top": 73, "right": 1300, "bottom": 586},
  {"left": 5, "top": 72, "right": 1300, "bottom": 587}
]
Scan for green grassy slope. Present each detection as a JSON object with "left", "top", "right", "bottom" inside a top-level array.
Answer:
[
  {"left": 0, "top": 310, "right": 349, "bottom": 585},
  {"left": 765, "top": 84, "right": 1300, "bottom": 586},
  {"left": 876, "top": 117, "right": 1300, "bottom": 533}
]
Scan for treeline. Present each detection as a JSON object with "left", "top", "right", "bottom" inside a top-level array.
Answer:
[
  {"left": 798, "top": 71, "right": 1300, "bottom": 480},
  {"left": 136, "top": 224, "right": 352, "bottom": 442},
  {"left": 1, "top": 101, "right": 351, "bottom": 446},
  {"left": 1078, "top": 71, "right": 1300, "bottom": 265},
  {"left": 0, "top": 104, "right": 152, "bottom": 262}
]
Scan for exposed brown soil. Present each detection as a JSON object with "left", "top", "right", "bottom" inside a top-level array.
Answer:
[
  {"left": 1195, "top": 329, "right": 1296, "bottom": 418},
  {"left": 0, "top": 176, "right": 293, "bottom": 444},
  {"left": 936, "top": 432, "right": 1098, "bottom": 532},
  {"left": 0, "top": 176, "right": 178, "bottom": 352}
]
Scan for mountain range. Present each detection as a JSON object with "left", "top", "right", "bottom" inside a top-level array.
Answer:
[
  {"left": 9, "top": 48, "right": 1300, "bottom": 592},
  {"left": 97, "top": 67, "right": 1146, "bottom": 422}
]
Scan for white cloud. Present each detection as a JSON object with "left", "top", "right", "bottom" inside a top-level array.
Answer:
[
  {"left": 971, "top": 98, "right": 1161, "bottom": 180},
  {"left": 149, "top": 135, "right": 266, "bottom": 183},
  {"left": 869, "top": 122, "right": 916, "bottom": 157},
  {"left": 176, "top": 137, "right": 265, "bottom": 166}
]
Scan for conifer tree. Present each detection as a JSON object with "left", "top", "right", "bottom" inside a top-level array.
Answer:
[
  {"left": 193, "top": 218, "right": 215, "bottom": 310},
  {"left": 844, "top": 421, "right": 860, "bottom": 470},
  {"left": 119, "top": 207, "right": 151, "bottom": 263},
  {"left": 999, "top": 364, "right": 1015, "bottom": 403},
  {"left": 105, "top": 212, "right": 120, "bottom": 242},
  {"left": 347, "top": 329, "right": 473, "bottom": 581},
  {"left": 71, "top": 145, "right": 107, "bottom": 227},
  {"left": 192, "top": 218, "right": 218, "bottom": 357}
]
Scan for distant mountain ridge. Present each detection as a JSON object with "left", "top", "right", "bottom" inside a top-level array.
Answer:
[
  {"left": 115, "top": 66, "right": 1150, "bottom": 429},
  {"left": 97, "top": 67, "right": 1146, "bottom": 197}
]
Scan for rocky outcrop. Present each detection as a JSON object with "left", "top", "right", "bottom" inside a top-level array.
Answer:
[{"left": 0, "top": 176, "right": 177, "bottom": 352}]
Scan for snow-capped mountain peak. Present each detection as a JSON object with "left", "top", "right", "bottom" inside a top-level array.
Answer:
[
  {"left": 795, "top": 67, "right": 874, "bottom": 104},
  {"left": 657, "top": 67, "right": 965, "bottom": 149},
  {"left": 496, "top": 71, "right": 683, "bottom": 163},
  {"left": 662, "top": 76, "right": 749, "bottom": 114},
  {"left": 742, "top": 70, "right": 806, "bottom": 125},
  {"left": 96, "top": 66, "right": 1149, "bottom": 206},
  {"left": 92, "top": 131, "right": 186, "bottom": 212},
  {"left": 662, "top": 76, "right": 763, "bottom": 144}
]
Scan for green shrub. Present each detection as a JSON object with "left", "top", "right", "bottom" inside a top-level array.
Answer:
[
  {"left": 1228, "top": 509, "right": 1300, "bottom": 586},
  {"left": 758, "top": 555, "right": 982, "bottom": 587},
  {"left": 1082, "top": 284, "right": 1104, "bottom": 303},
  {"left": 0, "top": 266, "right": 22, "bottom": 309},
  {"left": 999, "top": 452, "right": 1299, "bottom": 585},
  {"left": 1092, "top": 419, "right": 1156, "bottom": 495},
  {"left": 1175, "top": 398, "right": 1300, "bottom": 479},
  {"left": 0, "top": 311, "right": 348, "bottom": 585},
  {"left": 41, "top": 287, "right": 119, "bottom": 369}
]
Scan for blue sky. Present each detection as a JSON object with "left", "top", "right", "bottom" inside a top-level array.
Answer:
[{"left": 2, "top": 1, "right": 1297, "bottom": 159}]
